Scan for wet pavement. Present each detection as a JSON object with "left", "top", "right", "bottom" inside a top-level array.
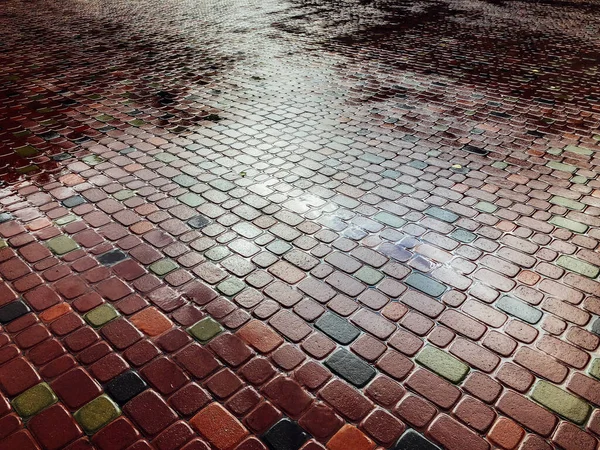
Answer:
[{"left": 1, "top": 0, "right": 600, "bottom": 448}]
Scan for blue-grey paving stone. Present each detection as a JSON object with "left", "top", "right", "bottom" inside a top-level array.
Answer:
[
  {"left": 62, "top": 196, "right": 86, "bottom": 208},
  {"left": 404, "top": 272, "right": 447, "bottom": 297},
  {"left": 105, "top": 371, "right": 148, "bottom": 405},
  {"left": 187, "top": 215, "right": 211, "bottom": 229},
  {"left": 591, "top": 319, "right": 600, "bottom": 336},
  {"left": 450, "top": 229, "right": 476, "bottom": 243},
  {"left": 325, "top": 348, "right": 376, "bottom": 387},
  {"left": 266, "top": 240, "right": 292, "bottom": 255},
  {"left": 0, "top": 213, "right": 14, "bottom": 224},
  {"left": 262, "top": 419, "right": 308, "bottom": 450},
  {"left": 119, "top": 147, "right": 136, "bottom": 154},
  {"left": 408, "top": 160, "right": 428, "bottom": 169},
  {"left": 379, "top": 242, "right": 412, "bottom": 262},
  {"left": 315, "top": 312, "right": 360, "bottom": 345},
  {"left": 425, "top": 207, "right": 459, "bottom": 223},
  {"left": 97, "top": 249, "right": 128, "bottom": 266},
  {"left": 0, "top": 300, "right": 31, "bottom": 324},
  {"left": 496, "top": 295, "right": 542, "bottom": 324},
  {"left": 381, "top": 169, "right": 402, "bottom": 179},
  {"left": 394, "top": 430, "right": 441, "bottom": 450}
]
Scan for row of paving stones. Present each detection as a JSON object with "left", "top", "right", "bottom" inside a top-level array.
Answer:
[{"left": 0, "top": 136, "right": 600, "bottom": 450}]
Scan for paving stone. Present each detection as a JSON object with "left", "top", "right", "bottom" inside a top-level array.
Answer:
[
  {"left": 549, "top": 216, "right": 588, "bottom": 233},
  {"left": 354, "top": 267, "right": 384, "bottom": 285},
  {"left": 531, "top": 381, "right": 591, "bottom": 425},
  {"left": 97, "top": 249, "right": 128, "bottom": 266},
  {"left": 424, "top": 207, "right": 458, "bottom": 223},
  {"left": 149, "top": 258, "right": 179, "bottom": 276},
  {"left": 556, "top": 255, "right": 600, "bottom": 278},
  {"left": 85, "top": 304, "right": 120, "bottom": 327},
  {"left": 393, "top": 430, "right": 441, "bottom": 450},
  {"left": 47, "top": 235, "right": 79, "bottom": 255},
  {"left": 74, "top": 395, "right": 121, "bottom": 434},
  {"left": 404, "top": 272, "right": 446, "bottom": 297},
  {"left": 188, "top": 317, "right": 224, "bottom": 343},
  {"left": 315, "top": 312, "right": 361, "bottom": 344},
  {"left": 188, "top": 215, "right": 212, "bottom": 229},
  {"left": 416, "top": 345, "right": 469, "bottom": 384},
  {"left": 261, "top": 419, "right": 308, "bottom": 450},
  {"left": 324, "top": 348, "right": 376, "bottom": 387},
  {"left": 0, "top": 300, "right": 31, "bottom": 324},
  {"left": 496, "top": 295, "right": 542, "bottom": 324},
  {"left": 12, "top": 383, "right": 58, "bottom": 418},
  {"left": 105, "top": 371, "right": 148, "bottom": 405}
]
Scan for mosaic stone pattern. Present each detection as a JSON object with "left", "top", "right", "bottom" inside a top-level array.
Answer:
[{"left": 1, "top": 0, "right": 600, "bottom": 449}]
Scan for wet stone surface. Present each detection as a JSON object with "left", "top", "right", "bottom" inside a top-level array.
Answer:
[{"left": 0, "top": 0, "right": 600, "bottom": 448}]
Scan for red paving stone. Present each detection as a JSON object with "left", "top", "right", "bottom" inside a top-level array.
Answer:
[{"left": 0, "top": 0, "right": 600, "bottom": 449}]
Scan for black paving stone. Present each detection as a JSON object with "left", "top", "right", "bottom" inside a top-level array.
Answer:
[
  {"left": 105, "top": 371, "right": 148, "bottom": 405},
  {"left": 262, "top": 419, "right": 308, "bottom": 450},
  {"left": 325, "top": 348, "right": 376, "bottom": 387},
  {"left": 0, "top": 300, "right": 31, "bottom": 324},
  {"left": 462, "top": 144, "right": 489, "bottom": 155},
  {"left": 394, "top": 430, "right": 441, "bottom": 450},
  {"left": 315, "top": 312, "right": 360, "bottom": 345},
  {"left": 97, "top": 249, "right": 128, "bottom": 266},
  {"left": 187, "top": 214, "right": 211, "bottom": 229}
]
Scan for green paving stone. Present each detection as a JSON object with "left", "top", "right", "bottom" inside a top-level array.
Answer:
[
  {"left": 549, "top": 196, "right": 585, "bottom": 211},
  {"left": 416, "top": 345, "right": 469, "bottom": 384},
  {"left": 113, "top": 190, "right": 135, "bottom": 201},
  {"left": 205, "top": 246, "right": 231, "bottom": 261},
  {"left": 82, "top": 155, "right": 104, "bottom": 166},
  {"left": 475, "top": 201, "right": 497, "bottom": 213},
  {"left": 47, "top": 235, "right": 79, "bottom": 255},
  {"left": 564, "top": 145, "right": 593, "bottom": 156},
  {"left": 325, "top": 348, "right": 376, "bottom": 387},
  {"left": 426, "top": 150, "right": 441, "bottom": 157},
  {"left": 589, "top": 359, "right": 600, "bottom": 380},
  {"left": 178, "top": 192, "right": 204, "bottom": 207},
  {"left": 548, "top": 216, "right": 588, "bottom": 233},
  {"left": 16, "top": 165, "right": 39, "bottom": 174},
  {"left": 374, "top": 212, "right": 405, "bottom": 228},
  {"left": 85, "top": 304, "right": 120, "bottom": 327},
  {"left": 393, "top": 184, "right": 415, "bottom": 194},
  {"left": 173, "top": 174, "right": 197, "bottom": 187},
  {"left": 96, "top": 114, "right": 114, "bottom": 122},
  {"left": 557, "top": 256, "right": 599, "bottom": 278},
  {"left": 55, "top": 215, "right": 77, "bottom": 225},
  {"left": 405, "top": 272, "right": 446, "bottom": 297},
  {"left": 155, "top": 152, "right": 178, "bottom": 163},
  {"left": 355, "top": 267, "right": 384, "bottom": 285},
  {"left": 531, "top": 381, "right": 590, "bottom": 425},
  {"left": 216, "top": 278, "right": 245, "bottom": 296},
  {"left": 449, "top": 229, "right": 476, "bottom": 243},
  {"left": 546, "top": 161, "right": 577, "bottom": 173},
  {"left": 571, "top": 175, "right": 588, "bottom": 184},
  {"left": 424, "top": 207, "right": 458, "bottom": 223},
  {"left": 74, "top": 395, "right": 121, "bottom": 434},
  {"left": 496, "top": 295, "right": 542, "bottom": 324},
  {"left": 12, "top": 383, "right": 57, "bottom": 418},
  {"left": 315, "top": 312, "right": 360, "bottom": 345},
  {"left": 491, "top": 161, "right": 508, "bottom": 169},
  {"left": 149, "top": 258, "right": 179, "bottom": 276},
  {"left": 547, "top": 147, "right": 563, "bottom": 155},
  {"left": 0, "top": 240, "right": 6, "bottom": 249},
  {"left": 128, "top": 119, "right": 145, "bottom": 127},
  {"left": 188, "top": 317, "right": 224, "bottom": 343},
  {"left": 15, "top": 145, "right": 39, "bottom": 157}
]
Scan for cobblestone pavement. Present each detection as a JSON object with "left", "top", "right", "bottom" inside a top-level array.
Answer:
[{"left": 1, "top": 0, "right": 600, "bottom": 448}]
